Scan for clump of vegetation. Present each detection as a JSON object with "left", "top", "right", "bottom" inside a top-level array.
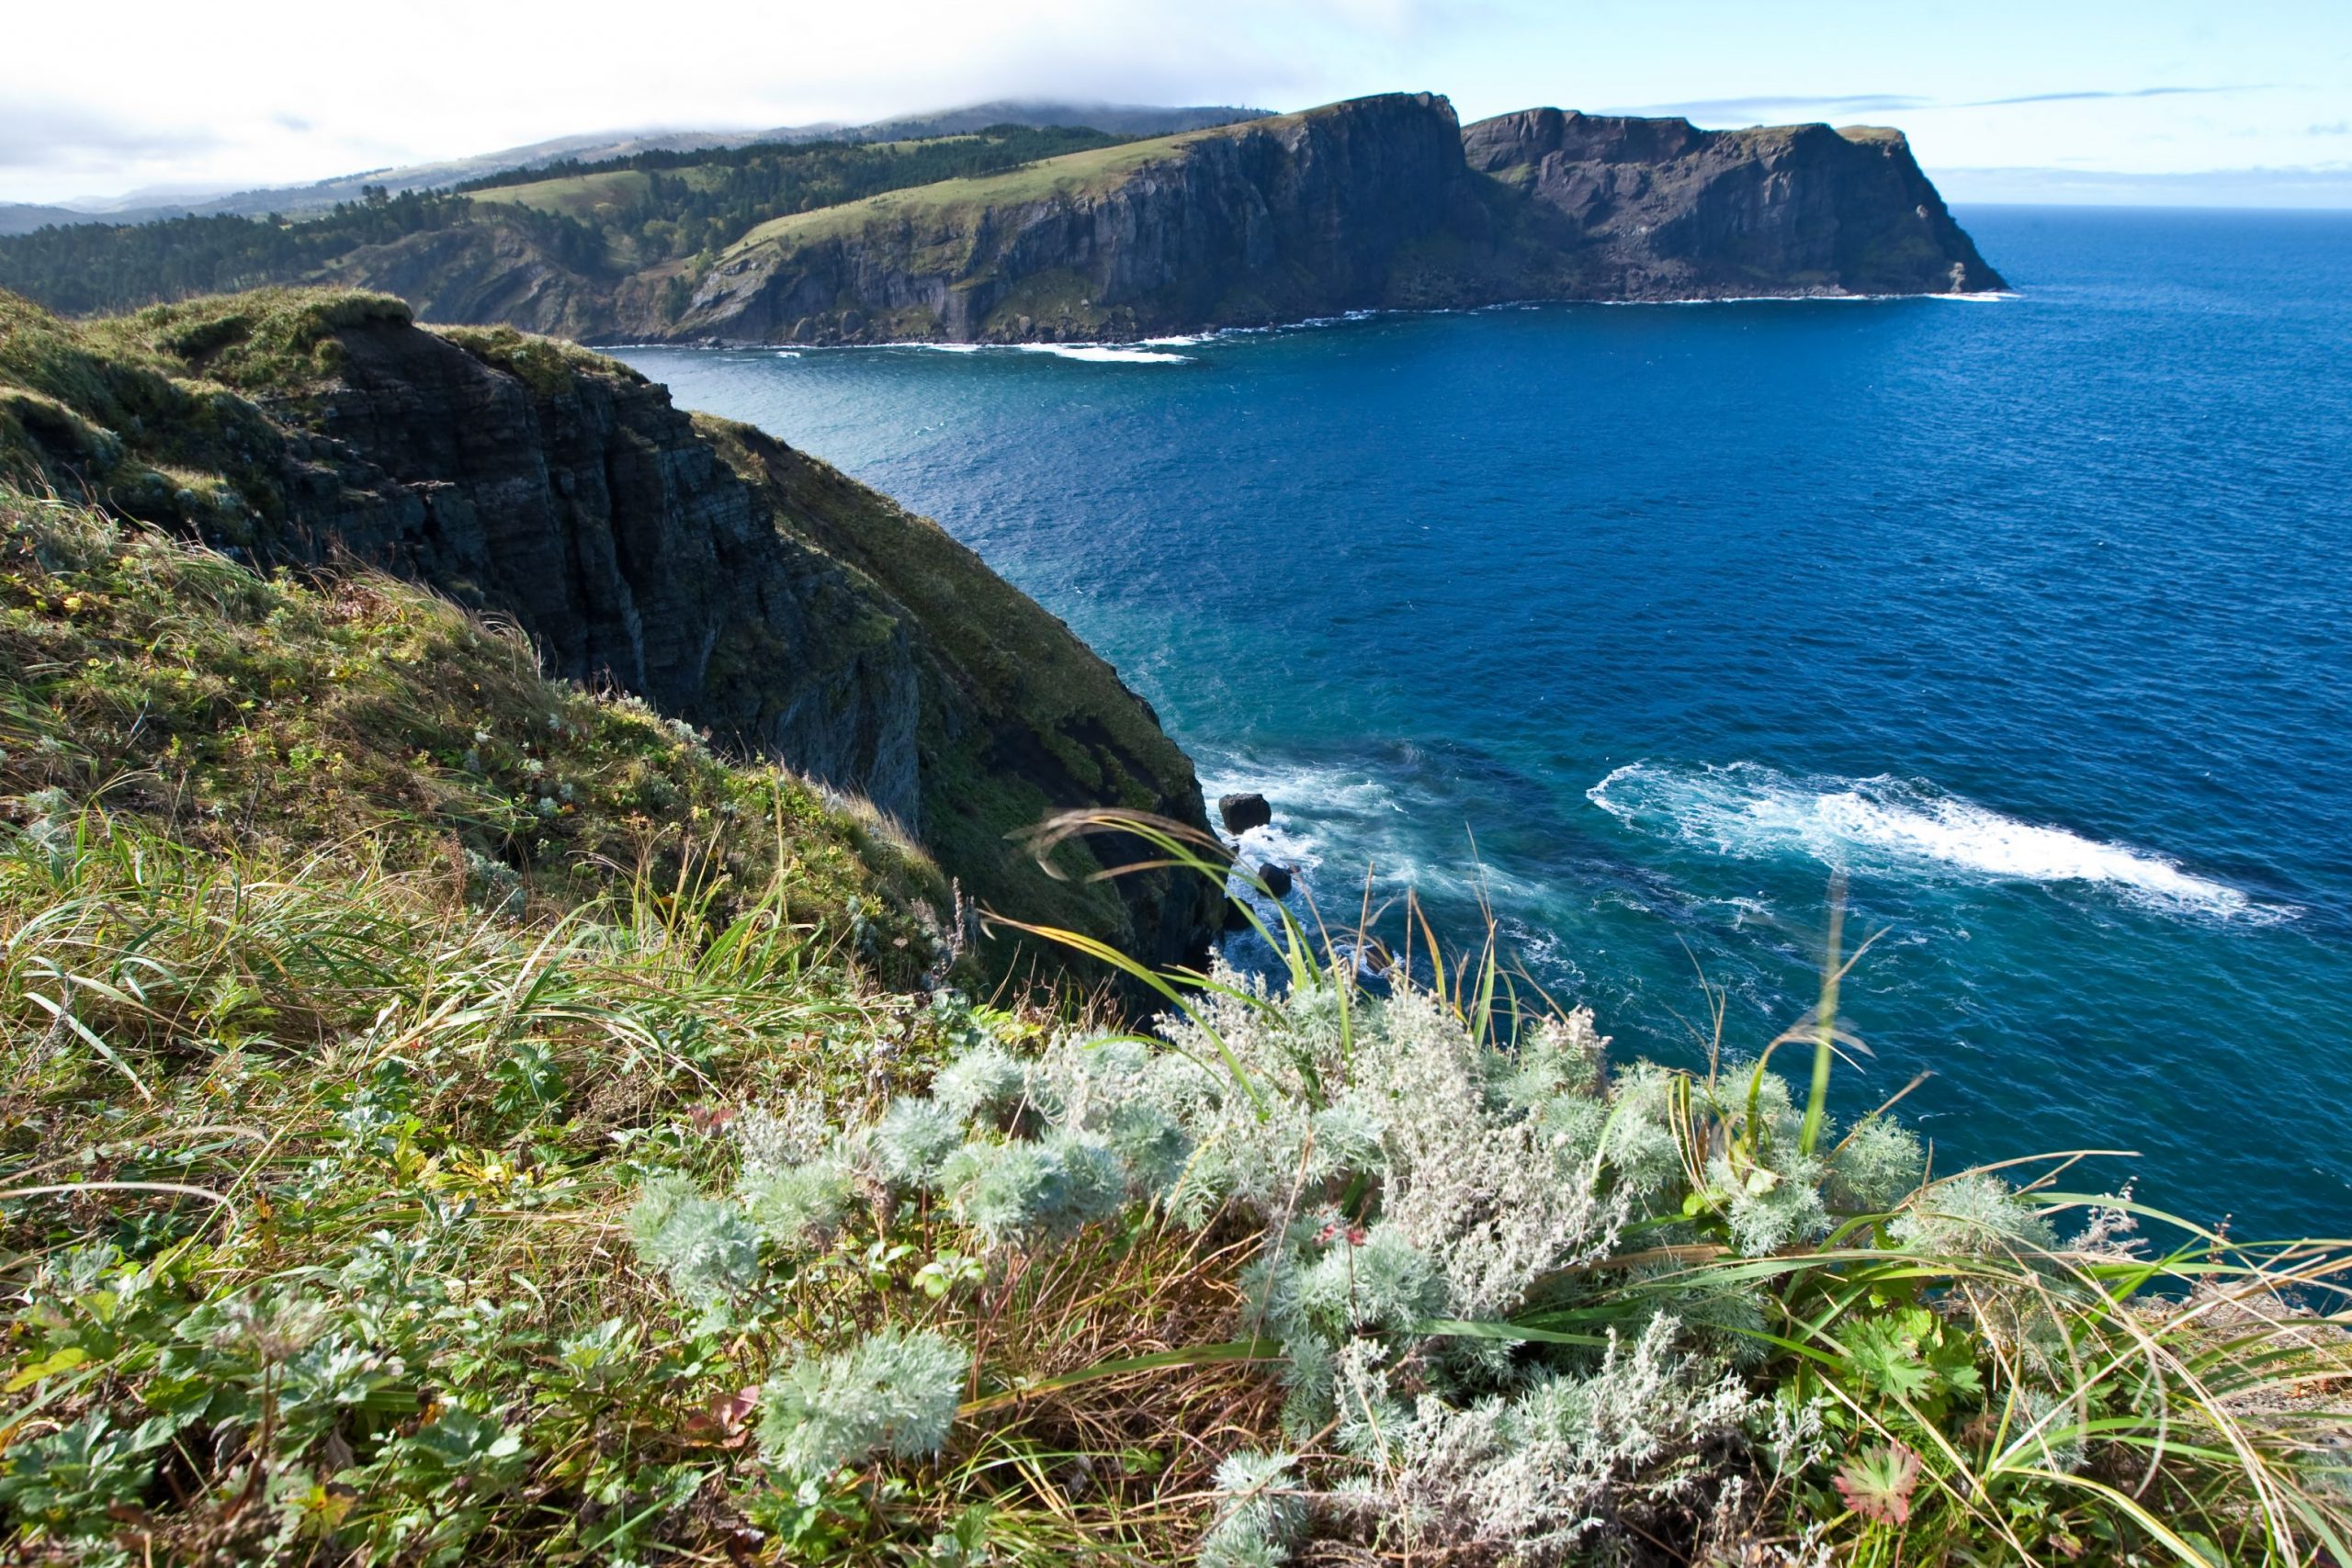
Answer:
[
  {"left": 0, "top": 489, "right": 942, "bottom": 959},
  {"left": 2, "top": 509, "right": 2346, "bottom": 1564}
]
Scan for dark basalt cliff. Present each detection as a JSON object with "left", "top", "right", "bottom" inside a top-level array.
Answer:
[
  {"left": 675, "top": 93, "right": 1477, "bottom": 343},
  {"left": 1461, "top": 109, "right": 2005, "bottom": 299},
  {"left": 0, "top": 288, "right": 1220, "bottom": 974},
  {"left": 650, "top": 93, "right": 2003, "bottom": 345}
]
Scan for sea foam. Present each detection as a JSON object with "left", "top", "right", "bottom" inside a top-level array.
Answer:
[
  {"left": 1587, "top": 761, "right": 2283, "bottom": 921},
  {"left": 1015, "top": 344, "right": 1192, "bottom": 364}
]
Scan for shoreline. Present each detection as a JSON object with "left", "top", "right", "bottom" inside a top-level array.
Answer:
[{"left": 588, "top": 287, "right": 2023, "bottom": 356}]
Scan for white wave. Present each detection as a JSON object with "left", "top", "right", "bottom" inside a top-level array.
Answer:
[
  {"left": 1197, "top": 757, "right": 1407, "bottom": 826},
  {"left": 1198, "top": 753, "right": 1550, "bottom": 908},
  {"left": 1015, "top": 344, "right": 1192, "bottom": 364},
  {"left": 1587, "top": 761, "right": 2286, "bottom": 922}
]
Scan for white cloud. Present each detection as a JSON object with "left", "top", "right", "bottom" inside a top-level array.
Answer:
[{"left": 2, "top": 0, "right": 2346, "bottom": 205}]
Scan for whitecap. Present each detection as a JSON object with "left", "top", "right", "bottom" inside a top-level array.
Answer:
[
  {"left": 1015, "top": 344, "right": 1192, "bottom": 364},
  {"left": 1586, "top": 761, "right": 2288, "bottom": 922}
]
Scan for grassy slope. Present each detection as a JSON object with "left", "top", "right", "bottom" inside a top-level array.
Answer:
[
  {"left": 0, "top": 489, "right": 943, "bottom": 968},
  {"left": 723, "top": 109, "right": 1306, "bottom": 258},
  {"left": 466, "top": 170, "right": 657, "bottom": 220},
  {"left": 2, "top": 287, "right": 1215, "bottom": 988},
  {"left": 0, "top": 288, "right": 418, "bottom": 544}
]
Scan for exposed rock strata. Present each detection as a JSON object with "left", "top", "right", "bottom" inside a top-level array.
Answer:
[
  {"left": 0, "top": 289, "right": 1220, "bottom": 975},
  {"left": 633, "top": 93, "right": 2003, "bottom": 345},
  {"left": 1460, "top": 108, "right": 2004, "bottom": 298}
]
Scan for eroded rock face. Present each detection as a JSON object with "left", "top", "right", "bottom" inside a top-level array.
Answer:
[
  {"left": 677, "top": 93, "right": 1476, "bottom": 344},
  {"left": 645, "top": 94, "right": 2003, "bottom": 345},
  {"left": 119, "top": 96, "right": 2000, "bottom": 352},
  {"left": 0, "top": 291, "right": 1223, "bottom": 976},
  {"left": 1461, "top": 109, "right": 2007, "bottom": 298}
]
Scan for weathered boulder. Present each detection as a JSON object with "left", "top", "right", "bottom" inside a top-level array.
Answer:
[{"left": 1219, "top": 792, "right": 1273, "bottom": 834}]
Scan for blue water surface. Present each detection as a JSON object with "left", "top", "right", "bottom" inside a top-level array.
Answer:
[{"left": 618, "top": 207, "right": 2352, "bottom": 1236}]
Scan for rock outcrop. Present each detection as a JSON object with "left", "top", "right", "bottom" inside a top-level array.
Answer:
[
  {"left": 1460, "top": 109, "right": 2005, "bottom": 298},
  {"left": 675, "top": 94, "right": 1480, "bottom": 343},
  {"left": 0, "top": 288, "right": 1222, "bottom": 976},
  {"left": 651, "top": 93, "right": 2002, "bottom": 345}
]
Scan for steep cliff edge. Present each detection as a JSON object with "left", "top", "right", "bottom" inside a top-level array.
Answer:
[
  {"left": 674, "top": 93, "right": 1475, "bottom": 344},
  {"left": 1460, "top": 109, "right": 2006, "bottom": 299},
  {"left": 0, "top": 287, "right": 1221, "bottom": 973},
  {"left": 662, "top": 93, "right": 2003, "bottom": 344}
]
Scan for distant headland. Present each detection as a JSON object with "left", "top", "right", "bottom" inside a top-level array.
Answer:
[{"left": 0, "top": 94, "right": 2004, "bottom": 344}]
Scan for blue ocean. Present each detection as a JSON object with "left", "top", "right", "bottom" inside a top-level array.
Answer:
[{"left": 618, "top": 207, "right": 2352, "bottom": 1239}]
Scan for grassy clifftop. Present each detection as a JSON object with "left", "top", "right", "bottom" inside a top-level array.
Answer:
[
  {"left": 0, "top": 490, "right": 942, "bottom": 964},
  {"left": 0, "top": 574, "right": 2344, "bottom": 1564},
  {"left": 719, "top": 111, "right": 1317, "bottom": 256},
  {"left": 0, "top": 288, "right": 1224, "bottom": 986}
]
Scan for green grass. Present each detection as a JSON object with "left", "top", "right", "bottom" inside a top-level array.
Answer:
[
  {"left": 0, "top": 489, "right": 944, "bottom": 971},
  {"left": 722, "top": 109, "right": 1314, "bottom": 259},
  {"left": 467, "top": 171, "right": 657, "bottom": 220},
  {"left": 8, "top": 795, "right": 2343, "bottom": 1563}
]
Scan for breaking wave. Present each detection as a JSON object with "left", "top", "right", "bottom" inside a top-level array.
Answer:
[{"left": 1587, "top": 761, "right": 2286, "bottom": 921}]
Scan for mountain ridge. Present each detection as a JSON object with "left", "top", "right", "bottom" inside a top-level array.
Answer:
[{"left": 0, "top": 101, "right": 1272, "bottom": 235}]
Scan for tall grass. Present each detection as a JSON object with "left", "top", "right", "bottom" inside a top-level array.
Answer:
[{"left": 5, "top": 798, "right": 2346, "bottom": 1564}]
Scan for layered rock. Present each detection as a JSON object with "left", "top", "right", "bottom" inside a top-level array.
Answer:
[
  {"left": 1461, "top": 109, "right": 2006, "bottom": 298},
  {"left": 0, "top": 288, "right": 1221, "bottom": 975},
  {"left": 675, "top": 93, "right": 1476, "bottom": 343},
  {"left": 649, "top": 93, "right": 2002, "bottom": 345}
]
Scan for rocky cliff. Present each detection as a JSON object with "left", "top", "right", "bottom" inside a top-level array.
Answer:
[
  {"left": 0, "top": 288, "right": 1222, "bottom": 974},
  {"left": 674, "top": 93, "right": 1479, "bottom": 343},
  {"left": 1460, "top": 109, "right": 2005, "bottom": 299},
  {"left": 655, "top": 93, "right": 2003, "bottom": 344}
]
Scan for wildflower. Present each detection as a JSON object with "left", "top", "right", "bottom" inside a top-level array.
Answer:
[{"left": 1833, "top": 1441, "right": 1922, "bottom": 1527}]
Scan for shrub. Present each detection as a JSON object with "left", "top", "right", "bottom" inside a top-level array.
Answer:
[{"left": 756, "top": 1326, "right": 970, "bottom": 1482}]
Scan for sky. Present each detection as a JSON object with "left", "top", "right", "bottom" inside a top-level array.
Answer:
[{"left": 4, "top": 0, "right": 2347, "bottom": 208}]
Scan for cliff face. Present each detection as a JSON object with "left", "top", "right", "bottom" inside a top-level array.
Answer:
[
  {"left": 0, "top": 288, "right": 1221, "bottom": 975},
  {"left": 1461, "top": 109, "right": 2006, "bottom": 298},
  {"left": 650, "top": 94, "right": 2001, "bottom": 345},
  {"left": 675, "top": 94, "right": 1475, "bottom": 344}
]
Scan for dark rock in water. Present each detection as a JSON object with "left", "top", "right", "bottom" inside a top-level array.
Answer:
[
  {"left": 1259, "top": 863, "right": 1294, "bottom": 898},
  {"left": 1222, "top": 897, "right": 1254, "bottom": 933},
  {"left": 1219, "top": 792, "right": 1273, "bottom": 834}
]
